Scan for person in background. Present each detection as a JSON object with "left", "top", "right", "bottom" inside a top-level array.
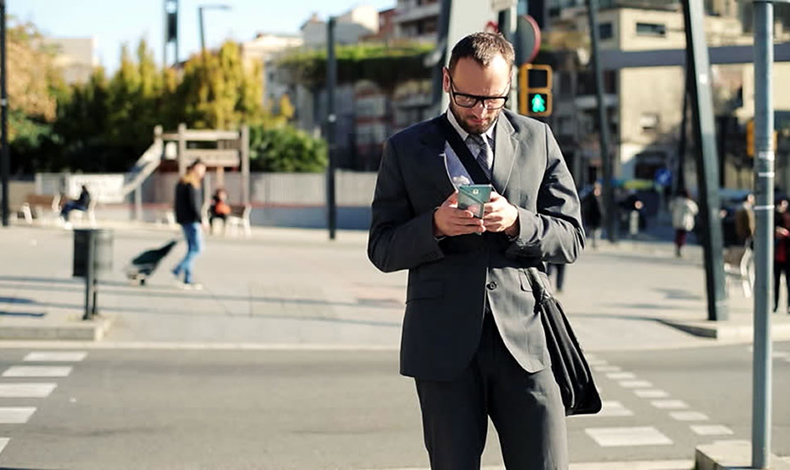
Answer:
[
  {"left": 581, "top": 182, "right": 603, "bottom": 248},
  {"left": 209, "top": 188, "right": 231, "bottom": 234},
  {"left": 774, "top": 197, "right": 790, "bottom": 313},
  {"left": 669, "top": 189, "right": 699, "bottom": 258},
  {"left": 172, "top": 159, "right": 207, "bottom": 289},
  {"left": 735, "top": 192, "right": 756, "bottom": 247},
  {"left": 61, "top": 185, "right": 91, "bottom": 225}
]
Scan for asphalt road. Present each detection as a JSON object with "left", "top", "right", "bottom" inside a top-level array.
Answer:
[{"left": 0, "top": 342, "right": 787, "bottom": 470}]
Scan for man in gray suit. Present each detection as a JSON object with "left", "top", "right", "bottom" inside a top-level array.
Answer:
[{"left": 368, "top": 32, "right": 584, "bottom": 469}]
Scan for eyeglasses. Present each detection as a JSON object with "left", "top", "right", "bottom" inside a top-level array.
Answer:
[{"left": 447, "top": 74, "right": 509, "bottom": 110}]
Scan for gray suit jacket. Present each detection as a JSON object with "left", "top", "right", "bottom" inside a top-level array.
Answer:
[{"left": 368, "top": 110, "right": 584, "bottom": 381}]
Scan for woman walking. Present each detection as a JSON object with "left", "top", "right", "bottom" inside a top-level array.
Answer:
[
  {"left": 172, "top": 159, "right": 207, "bottom": 289},
  {"left": 670, "top": 189, "right": 699, "bottom": 258}
]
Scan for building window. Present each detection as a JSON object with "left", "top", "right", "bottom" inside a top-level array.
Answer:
[
  {"left": 599, "top": 22, "right": 613, "bottom": 40},
  {"left": 640, "top": 113, "right": 660, "bottom": 133},
  {"left": 636, "top": 22, "right": 667, "bottom": 37}
]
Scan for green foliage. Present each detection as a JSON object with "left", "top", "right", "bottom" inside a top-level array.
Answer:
[
  {"left": 277, "top": 42, "right": 433, "bottom": 89},
  {"left": 249, "top": 125, "right": 327, "bottom": 173}
]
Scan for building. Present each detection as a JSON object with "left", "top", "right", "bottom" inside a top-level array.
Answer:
[
  {"left": 300, "top": 5, "right": 380, "bottom": 48},
  {"left": 393, "top": 0, "right": 440, "bottom": 42},
  {"left": 546, "top": 2, "right": 790, "bottom": 194},
  {"left": 42, "top": 37, "right": 96, "bottom": 85},
  {"left": 240, "top": 33, "right": 303, "bottom": 113}
]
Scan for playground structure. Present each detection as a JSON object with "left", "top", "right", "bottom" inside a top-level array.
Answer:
[{"left": 122, "top": 124, "right": 250, "bottom": 220}]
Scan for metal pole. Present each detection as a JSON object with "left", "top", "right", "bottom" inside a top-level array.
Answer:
[
  {"left": 683, "top": 0, "right": 727, "bottom": 321},
  {"left": 677, "top": 71, "right": 689, "bottom": 194},
  {"left": 83, "top": 231, "right": 96, "bottom": 321},
  {"left": 752, "top": 2, "right": 774, "bottom": 467},
  {"left": 198, "top": 6, "right": 206, "bottom": 61},
  {"left": 587, "top": 0, "right": 615, "bottom": 243},
  {"left": 326, "top": 17, "right": 337, "bottom": 241},
  {"left": 1, "top": 0, "right": 8, "bottom": 228}
]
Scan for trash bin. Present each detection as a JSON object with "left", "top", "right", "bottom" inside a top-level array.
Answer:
[{"left": 73, "top": 229, "right": 114, "bottom": 279}]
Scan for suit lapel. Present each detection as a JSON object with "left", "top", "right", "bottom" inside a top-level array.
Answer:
[
  {"left": 419, "top": 117, "right": 456, "bottom": 197},
  {"left": 492, "top": 113, "right": 521, "bottom": 194}
]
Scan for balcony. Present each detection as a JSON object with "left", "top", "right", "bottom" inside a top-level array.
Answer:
[{"left": 394, "top": 1, "right": 441, "bottom": 25}]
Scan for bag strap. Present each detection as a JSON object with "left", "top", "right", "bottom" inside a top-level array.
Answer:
[
  {"left": 526, "top": 267, "right": 553, "bottom": 302},
  {"left": 437, "top": 114, "right": 492, "bottom": 185}
]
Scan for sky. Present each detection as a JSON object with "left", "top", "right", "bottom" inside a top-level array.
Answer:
[{"left": 9, "top": 0, "right": 397, "bottom": 73}]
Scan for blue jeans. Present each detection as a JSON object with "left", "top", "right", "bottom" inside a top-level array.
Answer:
[
  {"left": 61, "top": 201, "right": 86, "bottom": 220},
  {"left": 173, "top": 222, "right": 202, "bottom": 284}
]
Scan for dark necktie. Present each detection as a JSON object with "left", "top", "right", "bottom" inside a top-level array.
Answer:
[{"left": 466, "top": 134, "right": 493, "bottom": 180}]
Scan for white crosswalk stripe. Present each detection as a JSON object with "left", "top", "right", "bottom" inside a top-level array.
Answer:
[
  {"left": 634, "top": 389, "right": 669, "bottom": 398},
  {"left": 650, "top": 399, "right": 689, "bottom": 410},
  {"left": 690, "top": 424, "right": 734, "bottom": 436},
  {"left": 619, "top": 380, "right": 653, "bottom": 388},
  {"left": 670, "top": 411, "right": 709, "bottom": 422},
  {"left": 585, "top": 426, "right": 673, "bottom": 447},
  {"left": 24, "top": 352, "right": 87, "bottom": 362},
  {"left": 2, "top": 366, "right": 72, "bottom": 378},
  {"left": 0, "top": 383, "right": 57, "bottom": 398},
  {"left": 606, "top": 372, "right": 636, "bottom": 380},
  {"left": 0, "top": 407, "right": 36, "bottom": 424}
]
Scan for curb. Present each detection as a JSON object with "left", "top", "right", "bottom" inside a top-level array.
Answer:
[
  {"left": 696, "top": 442, "right": 790, "bottom": 470},
  {"left": 659, "top": 317, "right": 790, "bottom": 341},
  {"left": 0, "top": 316, "right": 112, "bottom": 341}
]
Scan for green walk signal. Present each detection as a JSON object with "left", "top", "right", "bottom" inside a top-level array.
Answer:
[
  {"left": 526, "top": 92, "right": 551, "bottom": 116},
  {"left": 531, "top": 94, "right": 546, "bottom": 113}
]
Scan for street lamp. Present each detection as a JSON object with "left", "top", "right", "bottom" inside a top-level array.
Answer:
[{"left": 198, "top": 4, "right": 231, "bottom": 59}]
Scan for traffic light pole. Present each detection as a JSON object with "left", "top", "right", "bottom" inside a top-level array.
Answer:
[
  {"left": 752, "top": 2, "right": 776, "bottom": 466},
  {"left": 586, "top": 0, "right": 615, "bottom": 243},
  {"left": 682, "top": 0, "right": 727, "bottom": 322},
  {"left": 326, "top": 17, "right": 337, "bottom": 241}
]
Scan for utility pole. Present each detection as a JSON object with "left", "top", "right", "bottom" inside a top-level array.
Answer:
[
  {"left": 682, "top": 0, "right": 727, "bottom": 322},
  {"left": 326, "top": 17, "right": 337, "bottom": 241},
  {"left": 587, "top": 0, "right": 615, "bottom": 243},
  {"left": 0, "top": 0, "right": 8, "bottom": 228},
  {"left": 752, "top": 2, "right": 780, "bottom": 466},
  {"left": 198, "top": 4, "right": 230, "bottom": 62}
]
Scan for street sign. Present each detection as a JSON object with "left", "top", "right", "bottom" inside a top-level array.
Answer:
[
  {"left": 491, "top": 0, "right": 517, "bottom": 12},
  {"left": 654, "top": 168, "right": 672, "bottom": 186}
]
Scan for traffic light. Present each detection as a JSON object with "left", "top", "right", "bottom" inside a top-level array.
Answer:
[{"left": 519, "top": 64, "right": 553, "bottom": 116}]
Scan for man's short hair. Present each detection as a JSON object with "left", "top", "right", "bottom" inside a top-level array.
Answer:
[{"left": 448, "top": 32, "right": 515, "bottom": 73}]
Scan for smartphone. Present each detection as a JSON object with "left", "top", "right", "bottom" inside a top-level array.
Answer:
[{"left": 457, "top": 184, "right": 493, "bottom": 219}]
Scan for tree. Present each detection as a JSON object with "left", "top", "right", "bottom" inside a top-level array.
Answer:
[{"left": 249, "top": 126, "right": 327, "bottom": 173}]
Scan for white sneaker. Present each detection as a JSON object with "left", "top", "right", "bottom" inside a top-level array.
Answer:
[{"left": 182, "top": 283, "right": 203, "bottom": 291}]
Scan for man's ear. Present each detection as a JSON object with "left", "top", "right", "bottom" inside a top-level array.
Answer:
[{"left": 442, "top": 67, "right": 450, "bottom": 93}]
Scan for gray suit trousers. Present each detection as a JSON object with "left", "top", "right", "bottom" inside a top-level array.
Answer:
[{"left": 415, "top": 313, "right": 568, "bottom": 470}]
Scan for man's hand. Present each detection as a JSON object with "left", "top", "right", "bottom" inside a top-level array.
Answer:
[
  {"left": 483, "top": 192, "right": 520, "bottom": 237},
  {"left": 433, "top": 191, "right": 485, "bottom": 237}
]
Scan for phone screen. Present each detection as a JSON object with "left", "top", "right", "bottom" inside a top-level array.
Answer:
[{"left": 457, "top": 184, "right": 493, "bottom": 218}]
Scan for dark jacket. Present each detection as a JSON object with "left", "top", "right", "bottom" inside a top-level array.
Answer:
[
  {"left": 174, "top": 180, "right": 202, "bottom": 225},
  {"left": 368, "top": 110, "right": 584, "bottom": 381},
  {"left": 76, "top": 188, "right": 91, "bottom": 208}
]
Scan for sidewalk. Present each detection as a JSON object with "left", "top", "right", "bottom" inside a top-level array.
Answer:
[{"left": 0, "top": 222, "right": 789, "bottom": 350}]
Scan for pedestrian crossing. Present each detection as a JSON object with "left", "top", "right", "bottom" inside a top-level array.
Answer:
[
  {"left": 573, "top": 352, "right": 735, "bottom": 453},
  {"left": 0, "top": 350, "right": 86, "bottom": 459}
]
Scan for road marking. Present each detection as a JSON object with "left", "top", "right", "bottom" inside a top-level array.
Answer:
[
  {"left": 0, "top": 438, "right": 8, "bottom": 454},
  {"left": 585, "top": 426, "right": 673, "bottom": 447},
  {"left": 587, "top": 358, "right": 608, "bottom": 366},
  {"left": 650, "top": 400, "right": 689, "bottom": 410},
  {"left": 634, "top": 389, "right": 670, "bottom": 398},
  {"left": 2, "top": 366, "right": 72, "bottom": 378},
  {"left": 24, "top": 352, "right": 87, "bottom": 362},
  {"left": 593, "top": 365, "right": 621, "bottom": 373},
  {"left": 670, "top": 411, "right": 709, "bottom": 421},
  {"left": 690, "top": 424, "right": 734, "bottom": 436},
  {"left": 606, "top": 372, "right": 636, "bottom": 380},
  {"left": 619, "top": 380, "right": 653, "bottom": 388},
  {"left": 0, "top": 383, "right": 57, "bottom": 398},
  {"left": 0, "top": 407, "right": 36, "bottom": 424},
  {"left": 577, "top": 400, "right": 633, "bottom": 417}
]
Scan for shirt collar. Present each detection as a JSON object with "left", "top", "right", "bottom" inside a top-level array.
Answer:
[{"left": 446, "top": 109, "right": 496, "bottom": 144}]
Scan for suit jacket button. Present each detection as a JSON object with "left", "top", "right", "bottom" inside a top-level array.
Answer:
[{"left": 487, "top": 282, "right": 497, "bottom": 290}]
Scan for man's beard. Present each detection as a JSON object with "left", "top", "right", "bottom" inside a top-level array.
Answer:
[{"left": 449, "top": 103, "right": 499, "bottom": 135}]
